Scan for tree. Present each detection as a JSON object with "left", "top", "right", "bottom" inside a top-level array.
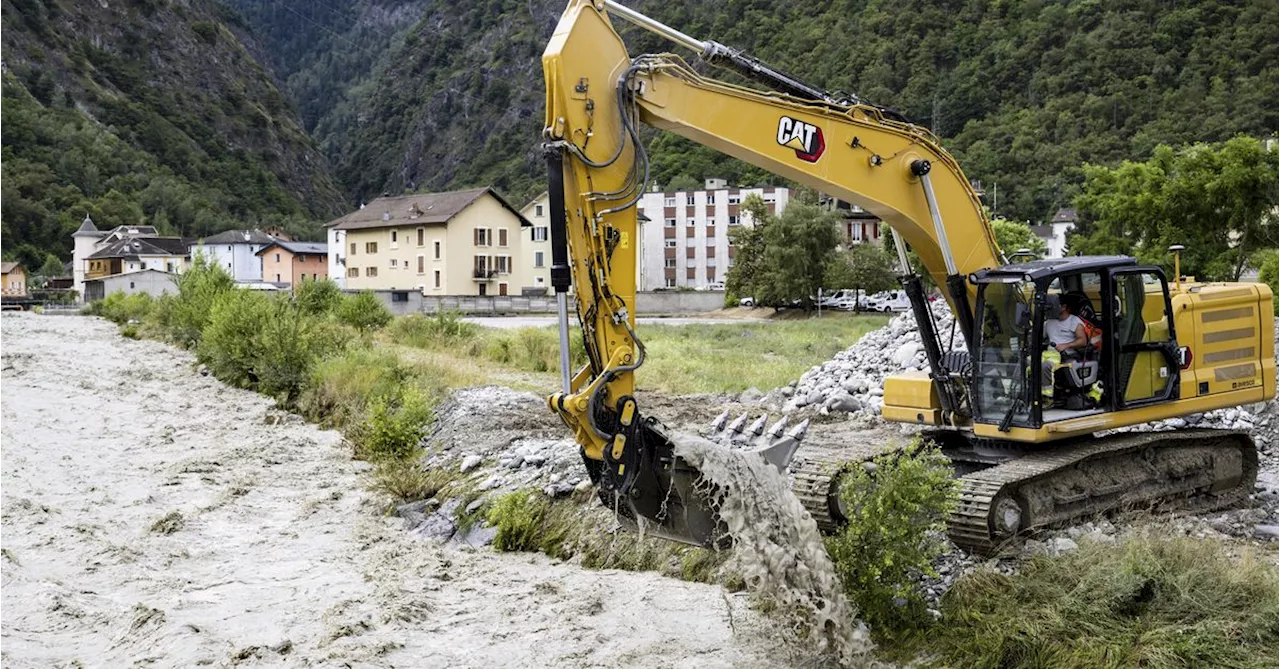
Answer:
[
  {"left": 752, "top": 200, "right": 842, "bottom": 310},
  {"left": 991, "top": 218, "right": 1048, "bottom": 259},
  {"left": 826, "top": 244, "right": 898, "bottom": 305},
  {"left": 725, "top": 193, "right": 770, "bottom": 300},
  {"left": 1072, "top": 137, "right": 1279, "bottom": 281},
  {"left": 1254, "top": 249, "right": 1278, "bottom": 315}
]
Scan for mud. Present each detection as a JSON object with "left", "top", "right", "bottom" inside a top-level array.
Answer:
[
  {"left": 0, "top": 313, "right": 811, "bottom": 668},
  {"left": 673, "top": 435, "right": 872, "bottom": 666}
]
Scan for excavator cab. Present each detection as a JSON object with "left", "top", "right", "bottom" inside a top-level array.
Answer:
[{"left": 970, "top": 257, "right": 1182, "bottom": 433}]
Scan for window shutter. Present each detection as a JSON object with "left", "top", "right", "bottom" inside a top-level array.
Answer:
[{"left": 498, "top": 229, "right": 508, "bottom": 247}]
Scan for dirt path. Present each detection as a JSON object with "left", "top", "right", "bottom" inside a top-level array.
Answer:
[{"left": 0, "top": 314, "right": 804, "bottom": 668}]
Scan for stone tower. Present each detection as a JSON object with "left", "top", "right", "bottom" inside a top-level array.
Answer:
[{"left": 72, "top": 214, "right": 104, "bottom": 302}]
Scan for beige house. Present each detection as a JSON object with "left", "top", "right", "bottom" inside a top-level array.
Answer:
[
  {"left": 1, "top": 262, "right": 27, "bottom": 297},
  {"left": 519, "top": 192, "right": 553, "bottom": 293},
  {"left": 328, "top": 187, "right": 535, "bottom": 297}
]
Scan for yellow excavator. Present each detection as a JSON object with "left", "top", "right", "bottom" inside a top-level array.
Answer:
[{"left": 540, "top": 0, "right": 1276, "bottom": 553}]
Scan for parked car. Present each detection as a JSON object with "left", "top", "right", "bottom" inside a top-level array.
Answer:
[
  {"left": 830, "top": 296, "right": 863, "bottom": 311},
  {"left": 864, "top": 290, "right": 910, "bottom": 312},
  {"left": 699, "top": 281, "right": 726, "bottom": 292},
  {"left": 738, "top": 296, "right": 755, "bottom": 307}
]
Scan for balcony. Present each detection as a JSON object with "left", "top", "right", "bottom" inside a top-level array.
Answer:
[{"left": 473, "top": 269, "right": 498, "bottom": 280}]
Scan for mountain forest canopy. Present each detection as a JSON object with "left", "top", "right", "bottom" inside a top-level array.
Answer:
[{"left": 2, "top": 0, "right": 1276, "bottom": 268}]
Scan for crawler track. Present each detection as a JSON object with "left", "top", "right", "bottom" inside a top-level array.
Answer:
[{"left": 789, "top": 429, "right": 1257, "bottom": 555}]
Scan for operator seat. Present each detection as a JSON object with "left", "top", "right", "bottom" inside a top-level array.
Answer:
[{"left": 1053, "top": 292, "right": 1102, "bottom": 409}]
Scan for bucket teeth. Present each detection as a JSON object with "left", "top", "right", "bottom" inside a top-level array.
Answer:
[
  {"left": 726, "top": 412, "right": 749, "bottom": 434},
  {"left": 747, "top": 415, "right": 768, "bottom": 436},
  {"left": 710, "top": 409, "right": 729, "bottom": 432},
  {"left": 766, "top": 416, "right": 788, "bottom": 438},
  {"left": 787, "top": 419, "right": 810, "bottom": 441}
]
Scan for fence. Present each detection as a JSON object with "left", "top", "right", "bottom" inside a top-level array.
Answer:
[{"left": 367, "top": 290, "right": 725, "bottom": 315}]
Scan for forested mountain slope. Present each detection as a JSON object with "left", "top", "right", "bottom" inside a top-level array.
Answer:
[
  {"left": 240, "top": 0, "right": 1277, "bottom": 221},
  {"left": 1, "top": 0, "right": 346, "bottom": 266}
]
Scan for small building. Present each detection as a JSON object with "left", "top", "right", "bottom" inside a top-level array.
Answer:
[
  {"left": 189, "top": 230, "right": 282, "bottom": 282},
  {"left": 2, "top": 262, "right": 27, "bottom": 297},
  {"left": 86, "top": 236, "right": 188, "bottom": 280},
  {"left": 327, "top": 187, "right": 534, "bottom": 297},
  {"left": 1032, "top": 208, "right": 1078, "bottom": 259},
  {"left": 257, "top": 241, "right": 329, "bottom": 288},
  {"left": 83, "top": 269, "right": 177, "bottom": 302}
]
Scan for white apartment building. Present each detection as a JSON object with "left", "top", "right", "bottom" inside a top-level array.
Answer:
[{"left": 636, "top": 179, "right": 791, "bottom": 291}]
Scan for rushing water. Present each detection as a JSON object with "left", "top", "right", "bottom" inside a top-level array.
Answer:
[{"left": 672, "top": 435, "right": 873, "bottom": 665}]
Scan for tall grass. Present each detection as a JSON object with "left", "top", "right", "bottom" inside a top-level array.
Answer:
[{"left": 922, "top": 535, "right": 1279, "bottom": 668}]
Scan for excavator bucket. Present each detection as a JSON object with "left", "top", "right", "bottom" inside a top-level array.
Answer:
[{"left": 589, "top": 413, "right": 809, "bottom": 548}]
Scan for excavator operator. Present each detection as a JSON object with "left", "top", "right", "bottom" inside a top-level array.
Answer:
[{"left": 1041, "top": 294, "right": 1088, "bottom": 398}]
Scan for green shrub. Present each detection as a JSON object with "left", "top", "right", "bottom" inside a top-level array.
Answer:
[
  {"left": 353, "top": 385, "right": 431, "bottom": 461},
  {"left": 336, "top": 291, "right": 392, "bottom": 331},
  {"left": 389, "top": 310, "right": 480, "bottom": 348},
  {"left": 254, "top": 306, "right": 352, "bottom": 404},
  {"left": 487, "top": 489, "right": 551, "bottom": 552},
  {"left": 169, "top": 255, "right": 234, "bottom": 347},
  {"left": 824, "top": 440, "right": 958, "bottom": 638},
  {"left": 88, "top": 291, "right": 155, "bottom": 324},
  {"left": 471, "top": 327, "right": 585, "bottom": 373},
  {"left": 298, "top": 347, "right": 416, "bottom": 428},
  {"left": 198, "top": 289, "right": 275, "bottom": 389},
  {"left": 295, "top": 278, "right": 343, "bottom": 316}
]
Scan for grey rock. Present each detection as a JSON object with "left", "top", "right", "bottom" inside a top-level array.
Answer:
[
  {"left": 1253, "top": 524, "right": 1279, "bottom": 539},
  {"left": 506, "top": 455, "right": 525, "bottom": 469},
  {"left": 456, "top": 525, "right": 498, "bottom": 548},
  {"left": 1050, "top": 537, "right": 1079, "bottom": 555},
  {"left": 396, "top": 500, "right": 433, "bottom": 517},
  {"left": 460, "top": 455, "right": 483, "bottom": 473},
  {"left": 465, "top": 498, "right": 486, "bottom": 515}
]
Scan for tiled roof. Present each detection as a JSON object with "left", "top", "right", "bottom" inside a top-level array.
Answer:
[
  {"left": 87, "top": 236, "right": 189, "bottom": 260},
  {"left": 329, "top": 187, "right": 529, "bottom": 231},
  {"left": 1, "top": 262, "right": 20, "bottom": 274},
  {"left": 257, "top": 241, "right": 328, "bottom": 256}
]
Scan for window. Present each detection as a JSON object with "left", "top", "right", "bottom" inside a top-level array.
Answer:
[
  {"left": 474, "top": 255, "right": 492, "bottom": 277},
  {"left": 274, "top": 253, "right": 280, "bottom": 262},
  {"left": 348, "top": 267, "right": 359, "bottom": 278},
  {"left": 366, "top": 242, "right": 378, "bottom": 253},
  {"left": 728, "top": 195, "right": 740, "bottom": 205},
  {"left": 478, "top": 284, "right": 487, "bottom": 296},
  {"left": 686, "top": 258, "right": 697, "bottom": 268},
  {"left": 417, "top": 255, "right": 425, "bottom": 274},
  {"left": 664, "top": 218, "right": 677, "bottom": 227},
  {"left": 686, "top": 194, "right": 695, "bottom": 206},
  {"left": 433, "top": 270, "right": 441, "bottom": 288},
  {"left": 227, "top": 246, "right": 232, "bottom": 252},
  {"left": 707, "top": 258, "right": 717, "bottom": 267},
  {"left": 275, "top": 273, "right": 282, "bottom": 281},
  {"left": 367, "top": 267, "right": 378, "bottom": 277},
  {"left": 664, "top": 258, "right": 677, "bottom": 268},
  {"left": 434, "top": 241, "right": 442, "bottom": 259},
  {"left": 664, "top": 197, "right": 676, "bottom": 207},
  {"left": 665, "top": 278, "right": 676, "bottom": 288},
  {"left": 350, "top": 242, "right": 357, "bottom": 255},
  {"left": 129, "top": 281, "right": 135, "bottom": 289},
  {"left": 706, "top": 193, "right": 716, "bottom": 204},
  {"left": 664, "top": 240, "right": 678, "bottom": 248},
  {"left": 763, "top": 196, "right": 776, "bottom": 204},
  {"left": 533, "top": 227, "right": 549, "bottom": 242},
  {"left": 534, "top": 251, "right": 545, "bottom": 268},
  {"left": 495, "top": 255, "right": 511, "bottom": 274},
  {"left": 729, "top": 215, "right": 740, "bottom": 226},
  {"left": 474, "top": 228, "right": 493, "bottom": 246},
  {"left": 535, "top": 204, "right": 544, "bottom": 217},
  {"left": 498, "top": 229, "right": 508, "bottom": 247},
  {"left": 417, "top": 228, "right": 425, "bottom": 246},
  {"left": 391, "top": 291, "right": 409, "bottom": 303}
]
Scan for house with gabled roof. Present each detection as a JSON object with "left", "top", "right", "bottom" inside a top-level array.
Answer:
[
  {"left": 257, "top": 240, "right": 329, "bottom": 288},
  {"left": 326, "top": 187, "right": 535, "bottom": 297}
]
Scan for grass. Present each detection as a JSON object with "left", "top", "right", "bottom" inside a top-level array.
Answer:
[
  {"left": 634, "top": 312, "right": 890, "bottom": 393},
  {"left": 912, "top": 535, "right": 1279, "bottom": 668},
  {"left": 383, "top": 310, "right": 890, "bottom": 395}
]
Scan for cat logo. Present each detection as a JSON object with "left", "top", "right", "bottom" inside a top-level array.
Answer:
[{"left": 776, "top": 116, "right": 825, "bottom": 163}]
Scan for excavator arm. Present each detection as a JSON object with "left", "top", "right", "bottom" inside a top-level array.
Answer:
[{"left": 541, "top": 0, "right": 1000, "bottom": 545}]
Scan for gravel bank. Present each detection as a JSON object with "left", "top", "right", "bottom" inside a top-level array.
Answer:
[{"left": 0, "top": 313, "right": 802, "bottom": 668}]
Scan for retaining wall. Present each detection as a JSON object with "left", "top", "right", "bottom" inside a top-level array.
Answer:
[{"left": 366, "top": 290, "right": 725, "bottom": 315}]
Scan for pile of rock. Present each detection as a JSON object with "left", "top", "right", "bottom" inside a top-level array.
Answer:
[{"left": 785, "top": 302, "right": 961, "bottom": 416}]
